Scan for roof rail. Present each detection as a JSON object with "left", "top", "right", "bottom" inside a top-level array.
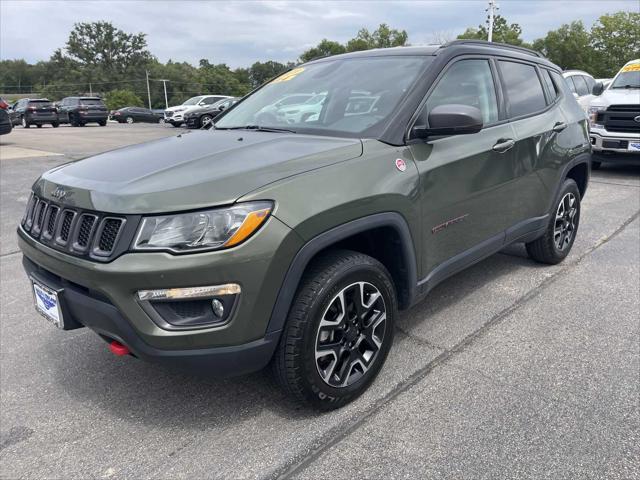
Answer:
[{"left": 442, "top": 40, "right": 544, "bottom": 58}]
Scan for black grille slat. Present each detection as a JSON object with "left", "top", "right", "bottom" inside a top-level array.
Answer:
[
  {"left": 58, "top": 211, "right": 75, "bottom": 243},
  {"left": 97, "top": 218, "right": 123, "bottom": 253},
  {"left": 43, "top": 206, "right": 60, "bottom": 238},
  {"left": 32, "top": 200, "right": 48, "bottom": 235},
  {"left": 75, "top": 215, "right": 97, "bottom": 249},
  {"left": 23, "top": 195, "right": 37, "bottom": 230}
]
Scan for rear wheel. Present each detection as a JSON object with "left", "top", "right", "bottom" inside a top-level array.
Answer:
[
  {"left": 36, "top": 124, "right": 42, "bottom": 128},
  {"left": 52, "top": 122, "right": 59, "bottom": 128},
  {"left": 98, "top": 120, "right": 107, "bottom": 126},
  {"left": 526, "top": 178, "right": 581, "bottom": 265},
  {"left": 125, "top": 116, "right": 134, "bottom": 124},
  {"left": 272, "top": 250, "right": 396, "bottom": 410},
  {"left": 200, "top": 114, "right": 213, "bottom": 128}
]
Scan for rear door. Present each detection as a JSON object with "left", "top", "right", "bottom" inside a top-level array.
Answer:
[
  {"left": 58, "top": 98, "right": 70, "bottom": 122},
  {"left": 409, "top": 57, "right": 520, "bottom": 278},
  {"left": 497, "top": 59, "right": 566, "bottom": 236},
  {"left": 28, "top": 100, "right": 56, "bottom": 118}
]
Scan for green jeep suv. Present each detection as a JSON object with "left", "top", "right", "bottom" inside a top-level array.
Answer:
[{"left": 18, "top": 41, "right": 591, "bottom": 410}]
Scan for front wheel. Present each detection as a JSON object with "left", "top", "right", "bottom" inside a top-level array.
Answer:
[
  {"left": 125, "top": 116, "right": 134, "bottom": 124},
  {"left": 52, "top": 122, "right": 59, "bottom": 128},
  {"left": 200, "top": 114, "right": 213, "bottom": 128},
  {"left": 526, "top": 178, "right": 581, "bottom": 264},
  {"left": 272, "top": 250, "right": 396, "bottom": 410},
  {"left": 21, "top": 116, "right": 30, "bottom": 128}
]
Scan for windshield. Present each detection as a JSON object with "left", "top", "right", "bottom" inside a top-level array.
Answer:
[
  {"left": 216, "top": 55, "right": 432, "bottom": 137},
  {"left": 183, "top": 96, "right": 204, "bottom": 105},
  {"left": 610, "top": 70, "right": 640, "bottom": 89}
]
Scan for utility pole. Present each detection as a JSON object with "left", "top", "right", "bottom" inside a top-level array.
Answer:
[
  {"left": 158, "top": 79, "right": 169, "bottom": 109},
  {"left": 486, "top": 0, "right": 498, "bottom": 42},
  {"left": 89, "top": 83, "right": 93, "bottom": 96},
  {"left": 146, "top": 70, "right": 152, "bottom": 109}
]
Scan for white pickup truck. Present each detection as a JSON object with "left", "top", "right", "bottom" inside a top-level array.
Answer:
[{"left": 587, "top": 59, "right": 640, "bottom": 169}]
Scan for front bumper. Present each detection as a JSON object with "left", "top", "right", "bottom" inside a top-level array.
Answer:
[
  {"left": 17, "top": 216, "right": 303, "bottom": 373},
  {"left": 24, "top": 255, "right": 280, "bottom": 376},
  {"left": 590, "top": 130, "right": 640, "bottom": 154}
]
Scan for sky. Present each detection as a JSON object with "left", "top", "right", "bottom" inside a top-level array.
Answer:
[{"left": 1, "top": 0, "right": 637, "bottom": 68}]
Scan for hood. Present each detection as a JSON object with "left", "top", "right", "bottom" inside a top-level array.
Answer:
[
  {"left": 590, "top": 88, "right": 640, "bottom": 108},
  {"left": 35, "top": 130, "right": 363, "bottom": 213}
]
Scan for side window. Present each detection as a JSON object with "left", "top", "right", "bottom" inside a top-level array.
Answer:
[
  {"left": 424, "top": 59, "right": 499, "bottom": 125},
  {"left": 499, "top": 61, "right": 547, "bottom": 117},
  {"left": 541, "top": 69, "right": 558, "bottom": 102},
  {"left": 565, "top": 77, "right": 577, "bottom": 94},
  {"left": 202, "top": 97, "right": 216, "bottom": 105},
  {"left": 572, "top": 76, "right": 589, "bottom": 96},
  {"left": 583, "top": 75, "right": 595, "bottom": 91}
]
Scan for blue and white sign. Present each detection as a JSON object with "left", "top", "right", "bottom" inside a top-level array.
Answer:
[
  {"left": 628, "top": 142, "right": 640, "bottom": 152},
  {"left": 32, "top": 281, "right": 63, "bottom": 328}
]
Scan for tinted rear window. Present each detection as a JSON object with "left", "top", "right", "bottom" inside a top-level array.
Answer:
[
  {"left": 80, "top": 98, "right": 104, "bottom": 106},
  {"left": 499, "top": 61, "right": 547, "bottom": 118},
  {"left": 541, "top": 70, "right": 558, "bottom": 102},
  {"left": 28, "top": 100, "right": 52, "bottom": 106}
]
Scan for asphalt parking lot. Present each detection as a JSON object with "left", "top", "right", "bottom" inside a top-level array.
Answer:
[{"left": 1, "top": 124, "right": 639, "bottom": 479}]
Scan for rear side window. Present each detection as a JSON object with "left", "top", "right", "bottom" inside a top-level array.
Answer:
[
  {"left": 425, "top": 59, "right": 499, "bottom": 125},
  {"left": 541, "top": 70, "right": 558, "bottom": 102},
  {"left": 571, "top": 76, "right": 589, "bottom": 96},
  {"left": 499, "top": 61, "right": 547, "bottom": 118}
]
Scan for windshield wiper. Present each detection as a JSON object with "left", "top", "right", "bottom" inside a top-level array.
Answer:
[
  {"left": 611, "top": 84, "right": 640, "bottom": 89},
  {"left": 216, "top": 125, "right": 297, "bottom": 134}
]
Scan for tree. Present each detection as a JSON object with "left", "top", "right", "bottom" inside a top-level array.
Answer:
[
  {"left": 246, "top": 61, "right": 290, "bottom": 88},
  {"left": 345, "top": 24, "right": 409, "bottom": 52},
  {"left": 55, "top": 21, "right": 153, "bottom": 78},
  {"left": 299, "top": 39, "right": 346, "bottom": 63},
  {"left": 590, "top": 11, "right": 640, "bottom": 77},
  {"left": 103, "top": 89, "right": 144, "bottom": 110},
  {"left": 532, "top": 21, "right": 593, "bottom": 71},
  {"left": 457, "top": 15, "right": 529, "bottom": 47}
]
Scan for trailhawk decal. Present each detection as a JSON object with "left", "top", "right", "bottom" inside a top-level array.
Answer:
[{"left": 432, "top": 214, "right": 469, "bottom": 234}]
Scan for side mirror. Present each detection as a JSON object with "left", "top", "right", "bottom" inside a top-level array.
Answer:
[
  {"left": 412, "top": 104, "right": 483, "bottom": 139},
  {"left": 572, "top": 92, "right": 579, "bottom": 99},
  {"left": 218, "top": 105, "right": 226, "bottom": 111},
  {"left": 592, "top": 82, "right": 604, "bottom": 96}
]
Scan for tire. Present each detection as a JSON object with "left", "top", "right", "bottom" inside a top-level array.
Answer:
[
  {"left": 125, "top": 117, "right": 134, "bottom": 124},
  {"left": 170, "top": 122, "right": 182, "bottom": 127},
  {"left": 21, "top": 116, "right": 30, "bottom": 128},
  {"left": 99, "top": 120, "right": 107, "bottom": 126},
  {"left": 526, "top": 178, "right": 581, "bottom": 265},
  {"left": 591, "top": 160, "right": 602, "bottom": 170},
  {"left": 70, "top": 114, "right": 79, "bottom": 127},
  {"left": 52, "top": 122, "right": 59, "bottom": 128},
  {"left": 36, "top": 124, "right": 42, "bottom": 128},
  {"left": 200, "top": 114, "right": 213, "bottom": 128},
  {"left": 272, "top": 250, "right": 396, "bottom": 410}
]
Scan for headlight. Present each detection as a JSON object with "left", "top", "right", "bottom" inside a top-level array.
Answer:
[
  {"left": 133, "top": 201, "right": 273, "bottom": 252},
  {"left": 587, "top": 106, "right": 605, "bottom": 128}
]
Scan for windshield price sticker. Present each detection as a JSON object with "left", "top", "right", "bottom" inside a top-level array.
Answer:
[
  {"left": 621, "top": 63, "right": 640, "bottom": 72},
  {"left": 271, "top": 67, "right": 305, "bottom": 84}
]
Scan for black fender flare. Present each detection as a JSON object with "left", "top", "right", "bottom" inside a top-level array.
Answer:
[
  {"left": 554, "top": 152, "right": 591, "bottom": 204},
  {"left": 265, "top": 212, "right": 418, "bottom": 334}
]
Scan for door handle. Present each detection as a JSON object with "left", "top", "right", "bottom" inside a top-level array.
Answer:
[
  {"left": 552, "top": 122, "right": 567, "bottom": 133},
  {"left": 492, "top": 138, "right": 515, "bottom": 153}
]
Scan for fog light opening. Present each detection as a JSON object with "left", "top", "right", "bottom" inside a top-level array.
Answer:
[{"left": 211, "top": 298, "right": 225, "bottom": 318}]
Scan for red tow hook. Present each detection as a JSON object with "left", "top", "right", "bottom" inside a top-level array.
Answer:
[{"left": 109, "top": 340, "right": 131, "bottom": 356}]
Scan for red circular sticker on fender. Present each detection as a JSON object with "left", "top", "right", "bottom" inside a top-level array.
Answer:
[{"left": 395, "top": 158, "right": 407, "bottom": 172}]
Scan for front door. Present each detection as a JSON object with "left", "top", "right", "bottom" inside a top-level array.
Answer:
[{"left": 408, "top": 57, "right": 522, "bottom": 283}]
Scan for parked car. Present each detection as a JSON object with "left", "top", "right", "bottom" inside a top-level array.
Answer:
[
  {"left": 276, "top": 92, "right": 326, "bottom": 123},
  {"left": 587, "top": 59, "right": 640, "bottom": 168},
  {"left": 562, "top": 70, "right": 596, "bottom": 110},
  {"left": 0, "top": 108, "right": 12, "bottom": 135},
  {"left": 9, "top": 98, "right": 59, "bottom": 128},
  {"left": 0, "top": 97, "right": 9, "bottom": 110},
  {"left": 111, "top": 107, "right": 164, "bottom": 124},
  {"left": 254, "top": 93, "right": 315, "bottom": 123},
  {"left": 58, "top": 97, "right": 108, "bottom": 126},
  {"left": 184, "top": 97, "right": 238, "bottom": 128},
  {"left": 17, "top": 40, "right": 590, "bottom": 410},
  {"left": 164, "top": 95, "right": 231, "bottom": 127}
]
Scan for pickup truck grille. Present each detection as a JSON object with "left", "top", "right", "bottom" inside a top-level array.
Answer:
[
  {"left": 20, "top": 194, "right": 136, "bottom": 262},
  {"left": 599, "top": 105, "right": 640, "bottom": 134}
]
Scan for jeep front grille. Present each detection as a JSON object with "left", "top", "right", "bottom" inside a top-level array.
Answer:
[{"left": 20, "top": 194, "right": 135, "bottom": 262}]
